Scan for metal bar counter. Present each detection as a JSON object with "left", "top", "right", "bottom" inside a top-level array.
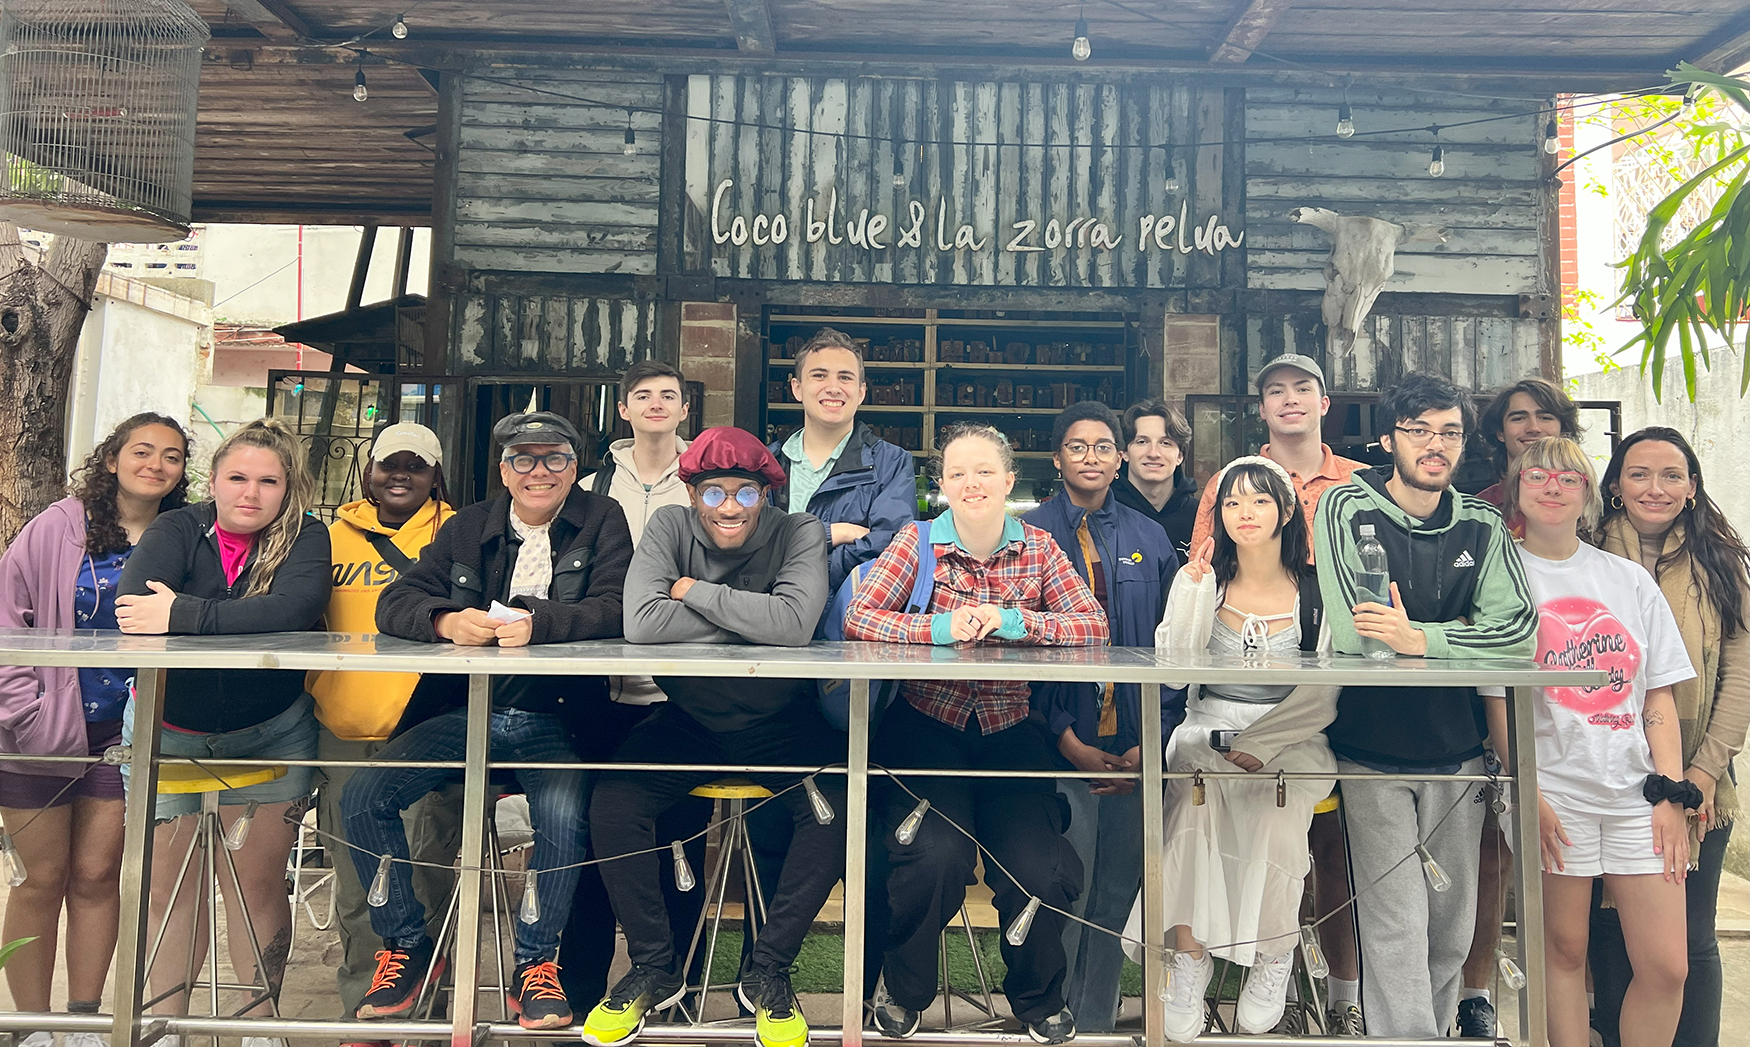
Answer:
[{"left": 0, "top": 630, "right": 1603, "bottom": 1047}]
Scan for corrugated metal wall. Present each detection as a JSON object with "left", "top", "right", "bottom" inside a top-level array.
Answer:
[
  {"left": 683, "top": 74, "right": 1239, "bottom": 289},
  {"left": 1238, "top": 310, "right": 1543, "bottom": 393},
  {"left": 453, "top": 69, "right": 665, "bottom": 275},
  {"left": 1246, "top": 86, "right": 1548, "bottom": 295}
]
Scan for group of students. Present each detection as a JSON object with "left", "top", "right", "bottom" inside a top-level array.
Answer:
[{"left": 0, "top": 328, "right": 1742, "bottom": 1047}]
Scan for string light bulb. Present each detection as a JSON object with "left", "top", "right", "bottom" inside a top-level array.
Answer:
[
  {"left": 623, "top": 113, "right": 637, "bottom": 157},
  {"left": 1497, "top": 951, "right": 1527, "bottom": 990},
  {"left": 1416, "top": 843, "right": 1452, "bottom": 892},
  {"left": 223, "top": 800, "right": 259, "bottom": 851},
  {"left": 671, "top": 841, "right": 696, "bottom": 893},
  {"left": 367, "top": 854, "right": 392, "bottom": 907},
  {"left": 895, "top": 797, "right": 931, "bottom": 845},
  {"left": 1428, "top": 145, "right": 1445, "bottom": 177},
  {"left": 0, "top": 830, "right": 26, "bottom": 887},
  {"left": 892, "top": 150, "right": 907, "bottom": 189},
  {"left": 1006, "top": 895, "right": 1042, "bottom": 946},
  {"left": 391, "top": 15, "right": 409, "bottom": 39},
  {"left": 1336, "top": 101, "right": 1355, "bottom": 139},
  {"left": 519, "top": 868, "right": 540, "bottom": 925},
  {"left": 1071, "top": 9, "right": 1091, "bottom": 62},
  {"left": 353, "top": 65, "right": 369, "bottom": 103},
  {"left": 1299, "top": 925, "right": 1330, "bottom": 979},
  {"left": 1542, "top": 118, "right": 1559, "bottom": 154},
  {"left": 803, "top": 776, "right": 836, "bottom": 825}
]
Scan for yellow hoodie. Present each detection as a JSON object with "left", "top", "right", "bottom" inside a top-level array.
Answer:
[{"left": 307, "top": 497, "right": 455, "bottom": 740}]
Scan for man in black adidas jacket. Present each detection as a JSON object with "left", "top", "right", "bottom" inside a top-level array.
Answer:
[
  {"left": 1313, "top": 374, "right": 1536, "bottom": 1040},
  {"left": 345, "top": 410, "right": 633, "bottom": 1032}
]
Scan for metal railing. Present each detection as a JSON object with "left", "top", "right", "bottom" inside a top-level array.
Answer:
[{"left": 0, "top": 630, "right": 1605, "bottom": 1047}]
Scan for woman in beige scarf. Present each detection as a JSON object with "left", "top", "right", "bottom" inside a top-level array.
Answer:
[{"left": 1592, "top": 427, "right": 1750, "bottom": 1047}]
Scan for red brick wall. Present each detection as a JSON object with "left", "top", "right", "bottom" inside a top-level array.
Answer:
[
  {"left": 1557, "top": 105, "right": 1577, "bottom": 311},
  {"left": 679, "top": 301, "right": 737, "bottom": 427}
]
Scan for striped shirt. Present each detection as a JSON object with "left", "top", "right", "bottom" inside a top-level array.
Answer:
[{"left": 844, "top": 511, "right": 1108, "bottom": 733}]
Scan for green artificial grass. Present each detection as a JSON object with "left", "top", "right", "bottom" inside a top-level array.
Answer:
[{"left": 705, "top": 930, "right": 1145, "bottom": 998}]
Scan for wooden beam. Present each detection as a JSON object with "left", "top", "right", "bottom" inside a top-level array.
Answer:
[
  {"left": 1209, "top": 0, "right": 1295, "bottom": 63},
  {"left": 1687, "top": 14, "right": 1750, "bottom": 72},
  {"left": 721, "top": 0, "right": 776, "bottom": 53},
  {"left": 347, "top": 224, "right": 379, "bottom": 311},
  {"left": 221, "top": 0, "right": 317, "bottom": 42}
]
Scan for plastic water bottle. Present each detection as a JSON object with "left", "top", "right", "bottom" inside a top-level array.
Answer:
[{"left": 1355, "top": 524, "right": 1395, "bottom": 660}]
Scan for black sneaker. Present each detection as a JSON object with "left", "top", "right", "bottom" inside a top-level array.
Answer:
[
  {"left": 1328, "top": 1001, "right": 1365, "bottom": 1037},
  {"left": 1456, "top": 997, "right": 1496, "bottom": 1039},
  {"left": 868, "top": 975, "right": 921, "bottom": 1039},
  {"left": 1025, "top": 1007, "right": 1077, "bottom": 1045},
  {"left": 356, "top": 939, "right": 444, "bottom": 1019},
  {"left": 750, "top": 965, "right": 809, "bottom": 1047},
  {"left": 508, "top": 958, "right": 573, "bottom": 1029}
]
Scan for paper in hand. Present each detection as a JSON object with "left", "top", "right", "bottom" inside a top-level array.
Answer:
[{"left": 488, "top": 600, "right": 533, "bottom": 623}]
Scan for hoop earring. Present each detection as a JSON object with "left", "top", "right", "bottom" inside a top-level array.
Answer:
[
  {"left": 1610, "top": 495, "right": 1623, "bottom": 510},
  {"left": 1688, "top": 497, "right": 1698, "bottom": 512}
]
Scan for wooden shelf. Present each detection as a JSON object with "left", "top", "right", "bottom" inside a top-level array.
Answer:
[
  {"left": 767, "top": 313, "right": 1126, "bottom": 331},
  {"left": 765, "top": 403, "right": 924, "bottom": 413},
  {"left": 768, "top": 359, "right": 926, "bottom": 369},
  {"left": 932, "top": 406, "right": 1064, "bottom": 415},
  {"left": 938, "top": 362, "right": 1124, "bottom": 373}
]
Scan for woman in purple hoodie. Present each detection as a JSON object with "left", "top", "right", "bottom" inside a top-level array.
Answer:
[{"left": 0, "top": 413, "right": 189, "bottom": 1044}]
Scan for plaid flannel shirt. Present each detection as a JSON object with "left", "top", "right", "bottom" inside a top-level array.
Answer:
[{"left": 844, "top": 515, "right": 1107, "bottom": 734}]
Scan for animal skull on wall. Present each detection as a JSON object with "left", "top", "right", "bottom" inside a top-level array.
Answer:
[{"left": 1289, "top": 207, "right": 1447, "bottom": 361}]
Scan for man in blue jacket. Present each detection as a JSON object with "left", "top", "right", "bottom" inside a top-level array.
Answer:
[
  {"left": 768, "top": 326, "right": 917, "bottom": 605},
  {"left": 1022, "top": 400, "right": 1180, "bottom": 1034}
]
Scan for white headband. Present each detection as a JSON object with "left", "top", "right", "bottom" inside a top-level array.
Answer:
[{"left": 1214, "top": 455, "right": 1295, "bottom": 493}]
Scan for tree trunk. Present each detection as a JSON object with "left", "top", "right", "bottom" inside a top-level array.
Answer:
[{"left": 0, "top": 222, "right": 108, "bottom": 550}]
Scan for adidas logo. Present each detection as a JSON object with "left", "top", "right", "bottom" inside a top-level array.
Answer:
[{"left": 1452, "top": 550, "right": 1476, "bottom": 568}]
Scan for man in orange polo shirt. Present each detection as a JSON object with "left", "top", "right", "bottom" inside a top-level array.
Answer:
[
  {"left": 1187, "top": 353, "right": 1362, "bottom": 553},
  {"left": 1184, "top": 352, "right": 1371, "bottom": 1035}
]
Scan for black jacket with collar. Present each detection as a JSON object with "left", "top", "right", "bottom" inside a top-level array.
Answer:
[
  {"left": 118, "top": 501, "right": 332, "bottom": 733},
  {"left": 376, "top": 486, "right": 634, "bottom": 754}
]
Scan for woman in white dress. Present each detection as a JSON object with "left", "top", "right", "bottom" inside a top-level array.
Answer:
[{"left": 1125, "top": 456, "right": 1339, "bottom": 1041}]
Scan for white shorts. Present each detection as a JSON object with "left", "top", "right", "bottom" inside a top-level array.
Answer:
[{"left": 1541, "top": 792, "right": 1664, "bottom": 877}]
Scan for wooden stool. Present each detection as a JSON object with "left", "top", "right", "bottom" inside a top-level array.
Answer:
[
  {"left": 673, "top": 777, "right": 773, "bottom": 1022},
  {"left": 141, "top": 763, "right": 288, "bottom": 1029}
]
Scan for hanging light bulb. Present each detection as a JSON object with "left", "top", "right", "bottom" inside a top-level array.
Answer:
[
  {"left": 1415, "top": 843, "right": 1452, "bottom": 892},
  {"left": 1154, "top": 957, "right": 1175, "bottom": 1001},
  {"left": 1336, "top": 102, "right": 1355, "bottom": 139},
  {"left": 368, "top": 854, "right": 393, "bottom": 907},
  {"left": 353, "top": 66, "right": 369, "bottom": 103},
  {"left": 803, "top": 776, "right": 836, "bottom": 825},
  {"left": 1542, "top": 117, "right": 1559, "bottom": 155},
  {"left": 1428, "top": 145, "right": 1445, "bottom": 177},
  {"left": 1071, "top": 8, "right": 1091, "bottom": 62},
  {"left": 0, "top": 830, "right": 26, "bottom": 887},
  {"left": 670, "top": 841, "right": 696, "bottom": 893},
  {"left": 1006, "top": 896, "right": 1042, "bottom": 946},
  {"left": 519, "top": 868, "right": 540, "bottom": 925},
  {"left": 1299, "top": 925, "right": 1329, "bottom": 979},
  {"left": 391, "top": 15, "right": 409, "bottom": 39},
  {"left": 895, "top": 797, "right": 931, "bottom": 845},
  {"left": 1497, "top": 951, "right": 1527, "bottom": 990},
  {"left": 223, "top": 800, "right": 259, "bottom": 851},
  {"left": 623, "top": 117, "right": 638, "bottom": 157},
  {"left": 892, "top": 151, "right": 907, "bottom": 190}
]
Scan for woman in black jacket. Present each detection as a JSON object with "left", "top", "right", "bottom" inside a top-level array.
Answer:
[{"left": 115, "top": 418, "right": 331, "bottom": 1028}]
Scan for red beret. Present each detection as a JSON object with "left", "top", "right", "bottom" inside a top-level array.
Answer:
[{"left": 678, "top": 426, "right": 788, "bottom": 488}]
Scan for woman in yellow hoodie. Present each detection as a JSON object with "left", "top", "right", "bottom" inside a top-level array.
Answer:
[{"left": 306, "top": 422, "right": 460, "bottom": 1036}]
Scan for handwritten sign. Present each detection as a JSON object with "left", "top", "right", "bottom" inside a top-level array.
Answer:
[{"left": 708, "top": 179, "right": 1243, "bottom": 258}]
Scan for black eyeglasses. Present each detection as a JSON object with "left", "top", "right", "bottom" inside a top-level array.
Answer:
[{"left": 502, "top": 451, "right": 577, "bottom": 474}]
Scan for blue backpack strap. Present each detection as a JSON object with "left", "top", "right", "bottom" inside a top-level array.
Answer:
[{"left": 904, "top": 521, "right": 935, "bottom": 613}]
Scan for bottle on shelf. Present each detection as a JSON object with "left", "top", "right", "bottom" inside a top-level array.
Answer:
[{"left": 1354, "top": 523, "right": 1395, "bottom": 660}]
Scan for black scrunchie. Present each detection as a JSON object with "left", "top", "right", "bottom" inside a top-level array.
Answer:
[{"left": 1642, "top": 774, "right": 1704, "bottom": 810}]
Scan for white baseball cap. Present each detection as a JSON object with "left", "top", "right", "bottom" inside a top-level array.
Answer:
[{"left": 370, "top": 422, "right": 443, "bottom": 466}]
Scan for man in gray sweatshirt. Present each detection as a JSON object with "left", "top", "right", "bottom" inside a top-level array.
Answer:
[{"left": 582, "top": 426, "right": 841, "bottom": 1047}]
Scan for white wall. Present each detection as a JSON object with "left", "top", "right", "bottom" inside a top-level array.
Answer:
[
  {"left": 204, "top": 225, "right": 430, "bottom": 326},
  {"left": 65, "top": 297, "right": 208, "bottom": 468}
]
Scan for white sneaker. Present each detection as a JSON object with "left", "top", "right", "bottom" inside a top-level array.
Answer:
[
  {"left": 1236, "top": 950, "right": 1296, "bottom": 1034},
  {"left": 1163, "top": 951, "right": 1214, "bottom": 1043},
  {"left": 61, "top": 1033, "right": 107, "bottom": 1047},
  {"left": 20, "top": 1033, "right": 53, "bottom": 1047},
  {"left": 240, "top": 1037, "right": 285, "bottom": 1047}
]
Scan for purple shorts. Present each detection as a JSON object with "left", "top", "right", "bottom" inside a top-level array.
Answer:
[{"left": 0, "top": 718, "right": 126, "bottom": 810}]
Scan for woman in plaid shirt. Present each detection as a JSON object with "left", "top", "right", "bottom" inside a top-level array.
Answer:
[{"left": 845, "top": 423, "right": 1107, "bottom": 1046}]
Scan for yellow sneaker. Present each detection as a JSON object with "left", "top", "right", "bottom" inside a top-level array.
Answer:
[
  {"left": 749, "top": 965, "right": 809, "bottom": 1047},
  {"left": 579, "top": 964, "right": 684, "bottom": 1047}
]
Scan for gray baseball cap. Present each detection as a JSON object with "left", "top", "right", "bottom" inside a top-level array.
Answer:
[
  {"left": 491, "top": 410, "right": 582, "bottom": 452},
  {"left": 1255, "top": 353, "right": 1326, "bottom": 393}
]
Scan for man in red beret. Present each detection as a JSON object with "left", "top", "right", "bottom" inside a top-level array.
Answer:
[{"left": 583, "top": 426, "right": 840, "bottom": 1047}]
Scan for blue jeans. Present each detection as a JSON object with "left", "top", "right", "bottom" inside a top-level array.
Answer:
[
  {"left": 1057, "top": 758, "right": 1143, "bottom": 1032},
  {"left": 341, "top": 707, "right": 587, "bottom": 964}
]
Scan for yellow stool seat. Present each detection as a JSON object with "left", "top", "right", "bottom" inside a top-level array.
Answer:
[
  {"left": 155, "top": 763, "right": 286, "bottom": 795},
  {"left": 1313, "top": 790, "right": 1341, "bottom": 816},
  {"left": 689, "top": 777, "right": 773, "bottom": 800}
]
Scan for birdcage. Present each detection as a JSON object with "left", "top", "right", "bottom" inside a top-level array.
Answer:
[{"left": 0, "top": 0, "right": 207, "bottom": 243}]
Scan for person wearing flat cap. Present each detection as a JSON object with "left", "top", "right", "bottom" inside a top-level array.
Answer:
[
  {"left": 347, "top": 410, "right": 635, "bottom": 1032},
  {"left": 582, "top": 426, "right": 840, "bottom": 1047}
]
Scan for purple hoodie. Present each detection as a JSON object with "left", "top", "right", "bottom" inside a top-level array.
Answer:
[{"left": 0, "top": 497, "right": 90, "bottom": 778}]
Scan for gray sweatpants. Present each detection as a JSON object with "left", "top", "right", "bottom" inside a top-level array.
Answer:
[{"left": 1338, "top": 756, "right": 1487, "bottom": 1039}]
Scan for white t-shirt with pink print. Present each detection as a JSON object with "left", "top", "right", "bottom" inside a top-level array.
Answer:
[{"left": 1517, "top": 542, "right": 1694, "bottom": 816}]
